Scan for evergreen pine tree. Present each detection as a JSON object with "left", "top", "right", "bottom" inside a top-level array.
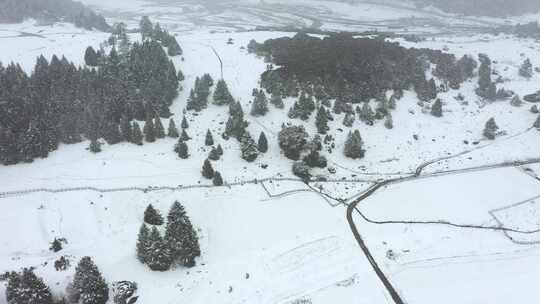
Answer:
[
  {"left": 213, "top": 79, "right": 234, "bottom": 105},
  {"left": 240, "top": 132, "right": 259, "bottom": 162},
  {"left": 180, "top": 128, "right": 191, "bottom": 141},
  {"left": 174, "top": 139, "right": 189, "bottom": 159},
  {"left": 185, "top": 89, "right": 199, "bottom": 112},
  {"left": 144, "top": 116, "right": 156, "bottom": 143},
  {"left": 375, "top": 96, "right": 389, "bottom": 119},
  {"left": 476, "top": 54, "right": 496, "bottom": 101},
  {"left": 510, "top": 95, "right": 522, "bottom": 107},
  {"left": 181, "top": 116, "right": 189, "bottom": 129},
  {"left": 167, "top": 37, "right": 183, "bottom": 56},
  {"left": 531, "top": 105, "right": 539, "bottom": 114},
  {"left": 212, "top": 171, "right": 224, "bottom": 186},
  {"left": 146, "top": 226, "right": 173, "bottom": 271},
  {"left": 388, "top": 95, "right": 397, "bottom": 110},
  {"left": 519, "top": 58, "right": 533, "bottom": 79},
  {"left": 225, "top": 102, "right": 248, "bottom": 139},
  {"left": 136, "top": 224, "right": 150, "bottom": 263},
  {"left": 298, "top": 93, "right": 315, "bottom": 120},
  {"left": 343, "top": 112, "right": 355, "bottom": 127},
  {"left": 177, "top": 70, "right": 185, "bottom": 82},
  {"left": 359, "top": 103, "right": 374, "bottom": 126},
  {"left": 84, "top": 46, "right": 98, "bottom": 67},
  {"left": 333, "top": 98, "right": 343, "bottom": 115},
  {"left": 431, "top": 99, "right": 443, "bottom": 117},
  {"left": 120, "top": 115, "right": 132, "bottom": 142},
  {"left": 154, "top": 117, "right": 165, "bottom": 139},
  {"left": 208, "top": 146, "right": 221, "bottom": 161},
  {"left": 384, "top": 114, "right": 394, "bottom": 129},
  {"left": 483, "top": 117, "right": 499, "bottom": 140},
  {"left": 139, "top": 16, "right": 154, "bottom": 40},
  {"left": 251, "top": 90, "right": 269, "bottom": 116},
  {"left": 315, "top": 106, "right": 329, "bottom": 134},
  {"left": 6, "top": 268, "right": 53, "bottom": 304},
  {"left": 288, "top": 101, "right": 302, "bottom": 119},
  {"left": 278, "top": 125, "right": 309, "bottom": 160},
  {"left": 205, "top": 129, "right": 214, "bottom": 146},
  {"left": 258, "top": 132, "right": 268, "bottom": 153},
  {"left": 144, "top": 204, "right": 164, "bottom": 225},
  {"left": 72, "top": 257, "right": 109, "bottom": 304},
  {"left": 50, "top": 238, "right": 63, "bottom": 252},
  {"left": 202, "top": 159, "right": 214, "bottom": 179},
  {"left": 270, "top": 93, "right": 284, "bottom": 109},
  {"left": 533, "top": 115, "right": 540, "bottom": 129},
  {"left": 164, "top": 201, "right": 201, "bottom": 267},
  {"left": 89, "top": 139, "right": 102, "bottom": 153},
  {"left": 216, "top": 144, "right": 224, "bottom": 156},
  {"left": 167, "top": 119, "right": 179, "bottom": 138},
  {"left": 131, "top": 122, "right": 143, "bottom": 145},
  {"left": 103, "top": 121, "right": 122, "bottom": 145},
  {"left": 344, "top": 130, "right": 365, "bottom": 159},
  {"left": 202, "top": 73, "right": 214, "bottom": 87}
]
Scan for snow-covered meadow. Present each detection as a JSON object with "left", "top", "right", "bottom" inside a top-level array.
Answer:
[{"left": 1, "top": 1, "right": 540, "bottom": 303}]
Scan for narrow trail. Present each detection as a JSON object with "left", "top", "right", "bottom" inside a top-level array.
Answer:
[{"left": 355, "top": 207, "right": 540, "bottom": 235}]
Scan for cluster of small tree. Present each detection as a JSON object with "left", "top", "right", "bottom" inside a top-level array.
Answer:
[
  {"left": 208, "top": 144, "right": 223, "bottom": 161},
  {"left": 288, "top": 134, "right": 327, "bottom": 182},
  {"left": 251, "top": 33, "right": 472, "bottom": 105},
  {"left": 288, "top": 93, "right": 316, "bottom": 120},
  {"left": 173, "top": 116, "right": 190, "bottom": 159},
  {"left": 201, "top": 158, "right": 225, "bottom": 185},
  {"left": 139, "top": 17, "right": 183, "bottom": 56},
  {"left": 475, "top": 54, "right": 497, "bottom": 101},
  {"left": 0, "top": 0, "right": 110, "bottom": 31},
  {"left": 0, "top": 37, "right": 181, "bottom": 164},
  {"left": 432, "top": 54, "right": 477, "bottom": 90},
  {"left": 106, "top": 23, "right": 132, "bottom": 56},
  {"left": 303, "top": 138, "right": 327, "bottom": 169},
  {"left": 5, "top": 268, "right": 53, "bottom": 304},
  {"left": 137, "top": 202, "right": 200, "bottom": 271},
  {"left": 4, "top": 259, "right": 109, "bottom": 304},
  {"left": 186, "top": 74, "right": 214, "bottom": 112}
]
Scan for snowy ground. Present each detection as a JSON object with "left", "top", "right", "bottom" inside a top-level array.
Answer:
[
  {"left": 357, "top": 167, "right": 540, "bottom": 303},
  {"left": 1, "top": 2, "right": 540, "bottom": 303},
  {"left": 0, "top": 186, "right": 393, "bottom": 304}
]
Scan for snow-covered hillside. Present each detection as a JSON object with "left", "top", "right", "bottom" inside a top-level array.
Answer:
[{"left": 1, "top": 1, "right": 540, "bottom": 303}]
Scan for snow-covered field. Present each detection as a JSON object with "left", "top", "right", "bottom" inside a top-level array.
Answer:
[{"left": 1, "top": 1, "right": 540, "bottom": 303}]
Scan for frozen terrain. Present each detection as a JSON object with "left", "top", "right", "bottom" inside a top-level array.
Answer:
[{"left": 1, "top": 1, "right": 540, "bottom": 303}]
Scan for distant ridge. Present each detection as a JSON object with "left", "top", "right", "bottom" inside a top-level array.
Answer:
[{"left": 0, "top": 0, "right": 111, "bottom": 31}]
